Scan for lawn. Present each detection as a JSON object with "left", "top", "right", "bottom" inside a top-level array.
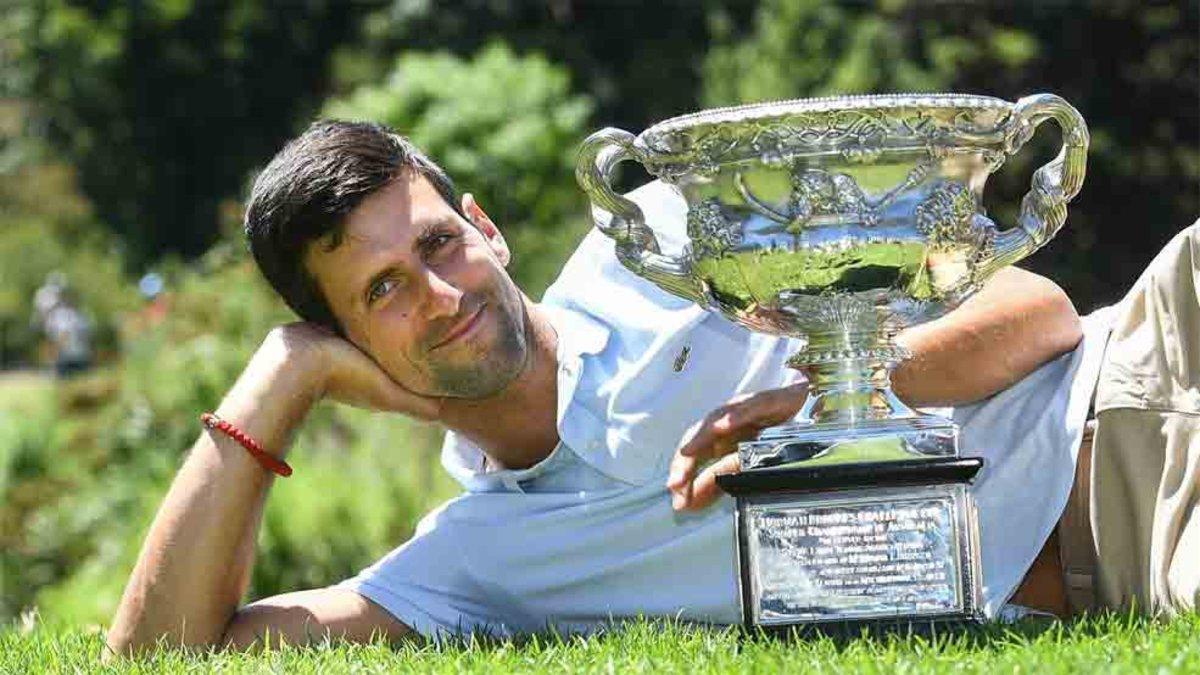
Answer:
[{"left": 4, "top": 613, "right": 1200, "bottom": 674}]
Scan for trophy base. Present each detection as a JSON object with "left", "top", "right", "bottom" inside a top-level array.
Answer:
[
  {"left": 717, "top": 454, "right": 985, "bottom": 634},
  {"left": 739, "top": 611, "right": 985, "bottom": 640},
  {"left": 738, "top": 414, "right": 958, "bottom": 471}
]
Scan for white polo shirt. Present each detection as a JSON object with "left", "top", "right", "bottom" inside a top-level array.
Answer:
[{"left": 339, "top": 182, "right": 1112, "bottom": 639}]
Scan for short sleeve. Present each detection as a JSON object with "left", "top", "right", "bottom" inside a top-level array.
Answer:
[{"left": 336, "top": 500, "right": 518, "bottom": 640}]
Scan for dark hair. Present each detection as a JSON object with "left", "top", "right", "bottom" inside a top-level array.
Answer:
[{"left": 244, "top": 120, "right": 463, "bottom": 331}]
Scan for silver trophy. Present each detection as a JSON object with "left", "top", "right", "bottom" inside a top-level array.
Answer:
[{"left": 576, "top": 93, "right": 1087, "bottom": 632}]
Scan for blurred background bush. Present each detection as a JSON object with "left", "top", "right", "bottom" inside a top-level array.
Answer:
[{"left": 0, "top": 0, "right": 1195, "bottom": 626}]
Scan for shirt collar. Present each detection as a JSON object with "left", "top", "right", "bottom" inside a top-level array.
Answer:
[{"left": 541, "top": 303, "right": 610, "bottom": 358}]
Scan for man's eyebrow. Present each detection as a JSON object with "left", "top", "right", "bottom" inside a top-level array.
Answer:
[{"left": 413, "top": 217, "right": 461, "bottom": 247}]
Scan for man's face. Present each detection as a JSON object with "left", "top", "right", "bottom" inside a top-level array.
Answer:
[{"left": 305, "top": 172, "right": 529, "bottom": 398}]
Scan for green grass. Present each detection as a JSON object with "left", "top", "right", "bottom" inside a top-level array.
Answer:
[{"left": 4, "top": 613, "right": 1200, "bottom": 673}]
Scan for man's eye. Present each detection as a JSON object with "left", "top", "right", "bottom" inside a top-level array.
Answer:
[
  {"left": 425, "top": 232, "right": 456, "bottom": 253},
  {"left": 368, "top": 278, "right": 397, "bottom": 304}
]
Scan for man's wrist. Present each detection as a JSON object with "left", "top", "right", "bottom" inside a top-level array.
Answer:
[
  {"left": 260, "top": 324, "right": 332, "bottom": 401},
  {"left": 213, "top": 327, "right": 328, "bottom": 458}
]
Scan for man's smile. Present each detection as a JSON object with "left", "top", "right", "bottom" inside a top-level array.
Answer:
[{"left": 430, "top": 303, "right": 487, "bottom": 351}]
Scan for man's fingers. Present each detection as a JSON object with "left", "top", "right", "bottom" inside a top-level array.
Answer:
[
  {"left": 324, "top": 339, "right": 443, "bottom": 420},
  {"left": 366, "top": 367, "right": 443, "bottom": 420},
  {"left": 676, "top": 453, "right": 741, "bottom": 511},
  {"left": 666, "top": 450, "right": 697, "bottom": 493},
  {"left": 679, "top": 383, "right": 809, "bottom": 460},
  {"left": 668, "top": 382, "right": 808, "bottom": 512},
  {"left": 667, "top": 453, "right": 697, "bottom": 511},
  {"left": 677, "top": 423, "right": 738, "bottom": 462},
  {"left": 677, "top": 408, "right": 755, "bottom": 460}
]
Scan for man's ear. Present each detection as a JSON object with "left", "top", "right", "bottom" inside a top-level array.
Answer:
[{"left": 462, "top": 193, "right": 510, "bottom": 266}]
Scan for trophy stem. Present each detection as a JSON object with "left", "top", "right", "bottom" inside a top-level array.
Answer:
[
  {"left": 737, "top": 330, "right": 958, "bottom": 470},
  {"left": 788, "top": 331, "right": 916, "bottom": 428}
]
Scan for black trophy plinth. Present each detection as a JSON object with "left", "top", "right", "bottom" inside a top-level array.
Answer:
[{"left": 716, "top": 456, "right": 986, "bottom": 636}]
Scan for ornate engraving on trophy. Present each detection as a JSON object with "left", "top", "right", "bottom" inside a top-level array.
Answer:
[
  {"left": 733, "top": 158, "right": 941, "bottom": 231},
  {"left": 686, "top": 198, "right": 739, "bottom": 258},
  {"left": 641, "top": 100, "right": 1016, "bottom": 172},
  {"left": 914, "top": 183, "right": 990, "bottom": 250},
  {"left": 783, "top": 169, "right": 871, "bottom": 225}
]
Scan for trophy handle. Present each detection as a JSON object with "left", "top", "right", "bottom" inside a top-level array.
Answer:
[
  {"left": 576, "top": 128, "right": 708, "bottom": 303},
  {"left": 978, "top": 94, "right": 1089, "bottom": 277}
]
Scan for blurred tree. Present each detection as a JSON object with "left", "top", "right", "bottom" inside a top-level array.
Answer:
[
  {"left": 324, "top": 43, "right": 595, "bottom": 295},
  {"left": 703, "top": 0, "right": 1199, "bottom": 311},
  {"left": 5, "top": 0, "right": 378, "bottom": 266},
  {"left": 334, "top": 1, "right": 754, "bottom": 132}
]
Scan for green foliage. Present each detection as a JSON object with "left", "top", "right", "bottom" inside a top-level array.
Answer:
[
  {"left": 0, "top": 374, "right": 60, "bottom": 615},
  {"left": 324, "top": 43, "right": 595, "bottom": 296},
  {"left": 704, "top": 1, "right": 934, "bottom": 103},
  {"left": 248, "top": 406, "right": 447, "bottom": 599},
  {"left": 337, "top": 2, "right": 750, "bottom": 130},
  {"left": 4, "top": 0, "right": 377, "bottom": 265}
]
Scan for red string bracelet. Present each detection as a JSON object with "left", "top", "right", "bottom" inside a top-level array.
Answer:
[{"left": 200, "top": 412, "right": 293, "bottom": 477}]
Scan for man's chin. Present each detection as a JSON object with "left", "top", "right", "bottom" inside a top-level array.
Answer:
[
  {"left": 420, "top": 304, "right": 530, "bottom": 399},
  {"left": 424, "top": 346, "right": 528, "bottom": 399},
  {"left": 428, "top": 368, "right": 523, "bottom": 400}
]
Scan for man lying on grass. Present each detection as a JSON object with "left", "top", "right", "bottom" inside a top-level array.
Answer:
[{"left": 107, "top": 120, "right": 1200, "bottom": 654}]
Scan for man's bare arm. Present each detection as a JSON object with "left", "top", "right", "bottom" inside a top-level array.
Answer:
[
  {"left": 667, "top": 267, "right": 1083, "bottom": 511},
  {"left": 893, "top": 266, "right": 1083, "bottom": 406},
  {"left": 106, "top": 324, "right": 438, "bottom": 655}
]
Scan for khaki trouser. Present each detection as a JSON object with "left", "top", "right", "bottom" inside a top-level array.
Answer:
[{"left": 1057, "top": 222, "right": 1200, "bottom": 615}]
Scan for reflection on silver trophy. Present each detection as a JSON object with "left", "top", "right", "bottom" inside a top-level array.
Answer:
[{"left": 577, "top": 93, "right": 1088, "bottom": 632}]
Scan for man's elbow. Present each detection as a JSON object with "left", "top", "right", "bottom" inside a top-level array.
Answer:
[
  {"left": 102, "top": 631, "right": 129, "bottom": 662},
  {"left": 103, "top": 627, "right": 157, "bottom": 662},
  {"left": 975, "top": 269, "right": 1082, "bottom": 398},
  {"left": 103, "top": 612, "right": 234, "bottom": 660},
  {"left": 103, "top": 627, "right": 175, "bottom": 661},
  {"left": 103, "top": 604, "right": 145, "bottom": 660},
  {"left": 998, "top": 274, "right": 1082, "bottom": 386},
  {"left": 1033, "top": 277, "right": 1083, "bottom": 359}
]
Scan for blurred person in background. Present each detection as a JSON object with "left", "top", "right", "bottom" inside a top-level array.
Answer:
[{"left": 31, "top": 272, "right": 93, "bottom": 378}]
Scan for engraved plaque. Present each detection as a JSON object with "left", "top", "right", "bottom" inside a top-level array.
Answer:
[{"left": 739, "top": 484, "right": 979, "bottom": 626}]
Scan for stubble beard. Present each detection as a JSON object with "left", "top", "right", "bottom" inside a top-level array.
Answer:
[{"left": 424, "top": 285, "right": 530, "bottom": 399}]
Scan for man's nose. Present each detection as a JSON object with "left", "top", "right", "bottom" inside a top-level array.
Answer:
[{"left": 418, "top": 268, "right": 463, "bottom": 320}]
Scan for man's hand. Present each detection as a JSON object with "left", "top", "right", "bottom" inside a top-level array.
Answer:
[
  {"left": 666, "top": 382, "right": 809, "bottom": 511},
  {"left": 273, "top": 322, "right": 441, "bottom": 419}
]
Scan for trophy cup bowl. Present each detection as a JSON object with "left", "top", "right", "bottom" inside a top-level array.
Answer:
[{"left": 576, "top": 93, "right": 1088, "bottom": 632}]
